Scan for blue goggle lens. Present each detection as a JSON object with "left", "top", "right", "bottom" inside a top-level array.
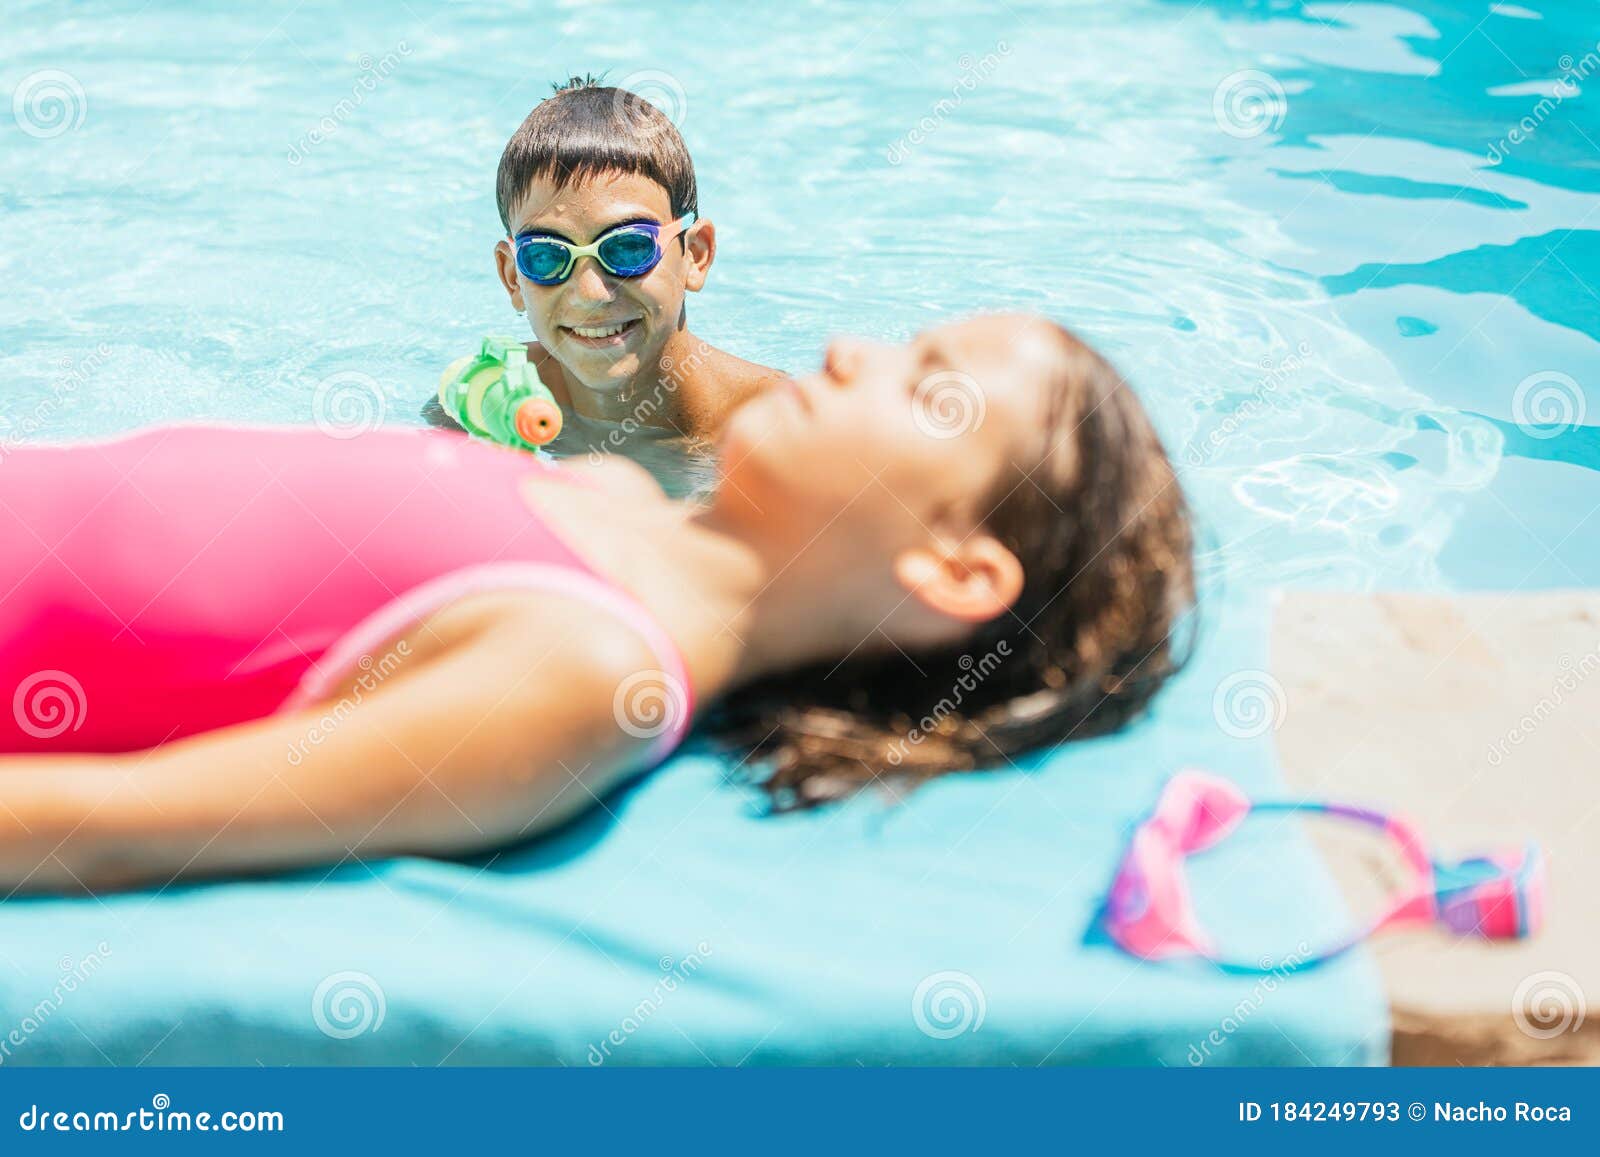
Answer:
[
  {"left": 517, "top": 240, "right": 571, "bottom": 285},
  {"left": 596, "top": 230, "right": 662, "bottom": 276}
]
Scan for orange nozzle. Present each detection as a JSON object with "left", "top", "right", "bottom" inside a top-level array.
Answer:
[{"left": 515, "top": 398, "right": 563, "bottom": 447}]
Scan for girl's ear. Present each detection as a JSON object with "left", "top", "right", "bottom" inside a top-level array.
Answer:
[
  {"left": 494, "top": 240, "right": 525, "bottom": 312},
  {"left": 892, "top": 535, "right": 1024, "bottom": 624},
  {"left": 684, "top": 218, "right": 715, "bottom": 293}
]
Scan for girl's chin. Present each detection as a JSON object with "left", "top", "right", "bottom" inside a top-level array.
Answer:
[{"left": 719, "top": 396, "right": 772, "bottom": 453}]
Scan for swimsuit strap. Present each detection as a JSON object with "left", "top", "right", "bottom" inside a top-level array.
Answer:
[{"left": 280, "top": 561, "right": 695, "bottom": 767}]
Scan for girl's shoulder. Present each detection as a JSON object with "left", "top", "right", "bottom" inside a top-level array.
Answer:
[{"left": 551, "top": 452, "right": 670, "bottom": 505}]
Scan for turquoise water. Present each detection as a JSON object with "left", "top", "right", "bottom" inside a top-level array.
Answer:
[{"left": 2, "top": 0, "right": 1597, "bottom": 592}]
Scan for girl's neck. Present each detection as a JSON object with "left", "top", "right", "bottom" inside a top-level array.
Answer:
[
  {"left": 673, "top": 504, "right": 852, "bottom": 692},
  {"left": 594, "top": 507, "right": 828, "bottom": 709}
]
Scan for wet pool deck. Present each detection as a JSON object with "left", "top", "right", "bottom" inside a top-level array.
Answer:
[{"left": 1274, "top": 591, "right": 1600, "bottom": 1065}]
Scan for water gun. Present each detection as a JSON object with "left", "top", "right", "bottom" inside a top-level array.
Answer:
[{"left": 437, "top": 335, "right": 563, "bottom": 451}]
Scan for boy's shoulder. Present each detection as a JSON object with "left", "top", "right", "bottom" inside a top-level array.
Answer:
[
  {"left": 675, "top": 338, "right": 787, "bottom": 412},
  {"left": 695, "top": 343, "right": 788, "bottom": 391},
  {"left": 419, "top": 393, "right": 463, "bottom": 431}
]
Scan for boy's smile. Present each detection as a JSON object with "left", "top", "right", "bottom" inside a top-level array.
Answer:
[{"left": 563, "top": 318, "right": 642, "bottom": 347}]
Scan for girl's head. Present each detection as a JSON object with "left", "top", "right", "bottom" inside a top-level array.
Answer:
[{"left": 707, "top": 313, "right": 1194, "bottom": 807}]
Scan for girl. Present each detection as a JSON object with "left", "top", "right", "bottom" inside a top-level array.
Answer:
[{"left": 0, "top": 314, "right": 1193, "bottom": 893}]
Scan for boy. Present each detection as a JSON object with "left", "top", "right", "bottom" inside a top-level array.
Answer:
[{"left": 426, "top": 78, "right": 784, "bottom": 483}]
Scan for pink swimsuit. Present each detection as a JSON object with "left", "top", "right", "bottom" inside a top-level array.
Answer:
[{"left": 0, "top": 424, "right": 693, "bottom": 760}]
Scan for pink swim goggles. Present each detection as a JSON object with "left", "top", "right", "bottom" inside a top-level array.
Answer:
[{"left": 1104, "top": 770, "right": 1544, "bottom": 970}]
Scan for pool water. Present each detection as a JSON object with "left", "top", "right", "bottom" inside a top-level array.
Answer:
[{"left": 2, "top": 0, "right": 1597, "bottom": 591}]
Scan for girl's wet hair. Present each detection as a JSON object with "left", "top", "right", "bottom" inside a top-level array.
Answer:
[
  {"left": 704, "top": 322, "right": 1196, "bottom": 810},
  {"left": 496, "top": 78, "right": 698, "bottom": 233}
]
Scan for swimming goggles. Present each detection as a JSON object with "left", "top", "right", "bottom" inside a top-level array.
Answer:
[
  {"left": 511, "top": 214, "right": 696, "bottom": 286},
  {"left": 1103, "top": 769, "right": 1543, "bottom": 971}
]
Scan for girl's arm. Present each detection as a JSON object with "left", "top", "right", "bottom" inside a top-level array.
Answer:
[{"left": 0, "top": 593, "right": 662, "bottom": 894}]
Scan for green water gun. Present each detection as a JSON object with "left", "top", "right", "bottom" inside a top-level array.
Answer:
[{"left": 437, "top": 335, "right": 564, "bottom": 451}]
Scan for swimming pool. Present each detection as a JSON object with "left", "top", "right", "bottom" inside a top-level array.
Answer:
[{"left": 3, "top": 0, "right": 1597, "bottom": 593}]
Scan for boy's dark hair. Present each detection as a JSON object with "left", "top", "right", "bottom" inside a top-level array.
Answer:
[{"left": 496, "top": 77, "right": 698, "bottom": 232}]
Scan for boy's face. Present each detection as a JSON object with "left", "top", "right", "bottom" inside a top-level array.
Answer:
[{"left": 495, "top": 171, "right": 711, "bottom": 393}]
